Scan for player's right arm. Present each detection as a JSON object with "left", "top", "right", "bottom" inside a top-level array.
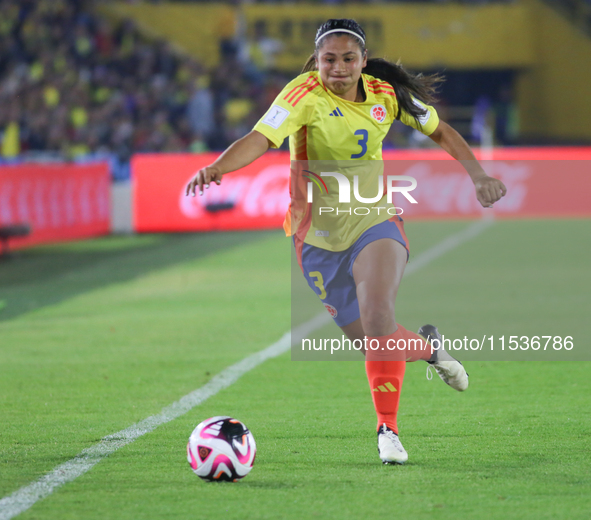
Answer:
[
  {"left": 186, "top": 72, "right": 316, "bottom": 197},
  {"left": 186, "top": 130, "right": 271, "bottom": 196}
]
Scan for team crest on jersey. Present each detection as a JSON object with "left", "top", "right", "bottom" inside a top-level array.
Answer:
[
  {"left": 324, "top": 304, "right": 338, "bottom": 319},
  {"left": 370, "top": 104, "right": 387, "bottom": 123}
]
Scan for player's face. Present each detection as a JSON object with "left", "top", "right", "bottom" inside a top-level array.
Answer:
[{"left": 315, "top": 35, "right": 367, "bottom": 102}]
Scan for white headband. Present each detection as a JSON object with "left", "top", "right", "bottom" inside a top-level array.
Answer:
[{"left": 316, "top": 28, "right": 365, "bottom": 46}]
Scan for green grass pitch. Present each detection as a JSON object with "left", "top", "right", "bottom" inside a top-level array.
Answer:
[{"left": 0, "top": 220, "right": 590, "bottom": 519}]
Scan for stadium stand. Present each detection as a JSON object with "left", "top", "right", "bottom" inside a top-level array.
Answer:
[
  {"left": 543, "top": 0, "right": 591, "bottom": 34},
  {"left": 2, "top": 0, "right": 589, "bottom": 175},
  {"left": 0, "top": 0, "right": 515, "bottom": 171},
  {"left": 0, "top": 0, "right": 235, "bottom": 166}
]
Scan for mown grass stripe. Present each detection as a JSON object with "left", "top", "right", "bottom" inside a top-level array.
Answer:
[{"left": 0, "top": 220, "right": 492, "bottom": 520}]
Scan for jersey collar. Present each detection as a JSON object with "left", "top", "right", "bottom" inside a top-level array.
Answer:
[{"left": 360, "top": 74, "right": 374, "bottom": 103}]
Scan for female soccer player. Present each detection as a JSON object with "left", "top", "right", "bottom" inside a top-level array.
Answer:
[{"left": 186, "top": 19, "right": 506, "bottom": 464}]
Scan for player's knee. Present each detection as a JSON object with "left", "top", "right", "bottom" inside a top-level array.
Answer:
[{"left": 359, "top": 300, "right": 395, "bottom": 334}]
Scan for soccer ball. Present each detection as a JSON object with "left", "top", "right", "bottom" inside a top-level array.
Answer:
[{"left": 187, "top": 416, "right": 256, "bottom": 482}]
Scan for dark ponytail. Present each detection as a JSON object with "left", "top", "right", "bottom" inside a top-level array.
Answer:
[
  {"left": 362, "top": 58, "right": 444, "bottom": 123},
  {"left": 302, "top": 19, "right": 444, "bottom": 127},
  {"left": 301, "top": 54, "right": 316, "bottom": 74}
]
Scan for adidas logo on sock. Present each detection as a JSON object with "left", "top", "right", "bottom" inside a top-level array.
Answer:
[
  {"left": 373, "top": 382, "right": 397, "bottom": 392},
  {"left": 329, "top": 107, "right": 344, "bottom": 117}
]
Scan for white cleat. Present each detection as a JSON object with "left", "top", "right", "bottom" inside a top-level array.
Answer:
[
  {"left": 427, "top": 359, "right": 469, "bottom": 392},
  {"left": 377, "top": 424, "right": 408, "bottom": 465},
  {"left": 419, "top": 324, "right": 469, "bottom": 392}
]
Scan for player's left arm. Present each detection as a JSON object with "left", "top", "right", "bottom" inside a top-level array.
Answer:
[{"left": 429, "top": 120, "right": 507, "bottom": 208}]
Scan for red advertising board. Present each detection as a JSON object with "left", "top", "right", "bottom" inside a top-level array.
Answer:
[
  {"left": 133, "top": 153, "right": 290, "bottom": 232},
  {"left": 0, "top": 163, "right": 110, "bottom": 248},
  {"left": 132, "top": 148, "right": 591, "bottom": 233},
  {"left": 384, "top": 159, "right": 591, "bottom": 220}
]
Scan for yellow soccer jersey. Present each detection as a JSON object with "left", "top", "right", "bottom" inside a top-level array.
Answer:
[{"left": 253, "top": 71, "right": 439, "bottom": 251}]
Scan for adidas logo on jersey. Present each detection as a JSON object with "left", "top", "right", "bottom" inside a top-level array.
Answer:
[{"left": 329, "top": 107, "right": 344, "bottom": 117}]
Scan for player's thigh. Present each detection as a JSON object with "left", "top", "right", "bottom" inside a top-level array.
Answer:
[
  {"left": 352, "top": 237, "right": 408, "bottom": 309},
  {"left": 340, "top": 318, "right": 365, "bottom": 342}
]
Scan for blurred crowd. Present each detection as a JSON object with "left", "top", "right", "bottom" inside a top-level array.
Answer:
[
  {"left": 0, "top": 0, "right": 282, "bottom": 164},
  {"left": 140, "top": 0, "right": 513, "bottom": 4},
  {"left": 0, "top": 0, "right": 517, "bottom": 168}
]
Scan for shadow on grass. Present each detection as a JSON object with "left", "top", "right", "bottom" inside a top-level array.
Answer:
[{"left": 0, "top": 230, "right": 279, "bottom": 322}]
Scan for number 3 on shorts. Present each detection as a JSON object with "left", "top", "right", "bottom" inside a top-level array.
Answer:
[{"left": 308, "top": 271, "right": 327, "bottom": 300}]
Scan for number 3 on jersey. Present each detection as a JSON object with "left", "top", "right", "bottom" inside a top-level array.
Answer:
[
  {"left": 308, "top": 271, "right": 327, "bottom": 300},
  {"left": 351, "top": 129, "right": 368, "bottom": 159}
]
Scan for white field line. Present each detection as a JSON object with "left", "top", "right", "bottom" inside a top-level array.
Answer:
[{"left": 0, "top": 219, "right": 492, "bottom": 520}]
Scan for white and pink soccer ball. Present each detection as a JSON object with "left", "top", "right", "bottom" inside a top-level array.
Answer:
[{"left": 187, "top": 416, "right": 256, "bottom": 482}]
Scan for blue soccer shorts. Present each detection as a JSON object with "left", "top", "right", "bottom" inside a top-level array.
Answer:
[{"left": 298, "top": 216, "right": 409, "bottom": 327}]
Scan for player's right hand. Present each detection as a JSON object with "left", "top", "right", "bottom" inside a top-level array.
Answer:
[
  {"left": 186, "top": 165, "right": 223, "bottom": 197},
  {"left": 473, "top": 175, "right": 507, "bottom": 208}
]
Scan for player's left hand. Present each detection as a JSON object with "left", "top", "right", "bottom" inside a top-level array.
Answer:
[{"left": 473, "top": 175, "right": 507, "bottom": 208}]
